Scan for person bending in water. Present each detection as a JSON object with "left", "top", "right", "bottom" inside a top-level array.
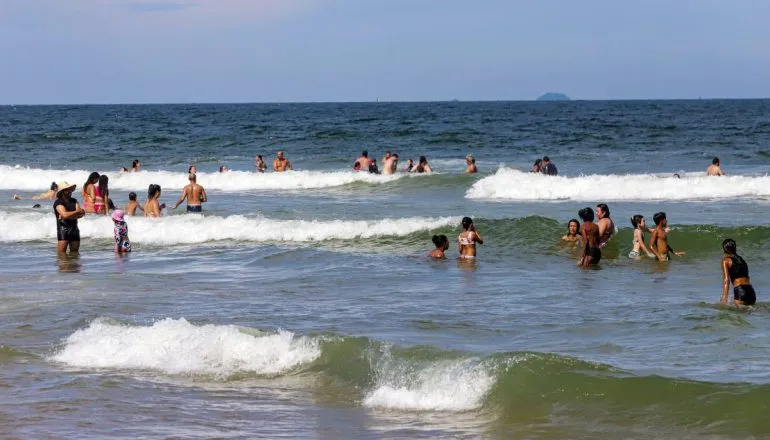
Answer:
[
  {"left": 720, "top": 239, "right": 756, "bottom": 306},
  {"left": 13, "top": 182, "right": 58, "bottom": 201},
  {"left": 458, "top": 217, "right": 483, "bottom": 259},
  {"left": 125, "top": 192, "right": 144, "bottom": 216},
  {"left": 273, "top": 151, "right": 293, "bottom": 172},
  {"left": 562, "top": 219, "right": 581, "bottom": 243},
  {"left": 578, "top": 207, "right": 601, "bottom": 267},
  {"left": 596, "top": 203, "right": 615, "bottom": 248},
  {"left": 173, "top": 173, "right": 207, "bottom": 212},
  {"left": 629, "top": 215, "right": 655, "bottom": 258},
  {"left": 111, "top": 209, "right": 131, "bottom": 253},
  {"left": 649, "top": 212, "right": 685, "bottom": 261},
  {"left": 429, "top": 234, "right": 449, "bottom": 259}
]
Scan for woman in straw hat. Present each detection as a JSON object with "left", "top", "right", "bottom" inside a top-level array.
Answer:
[{"left": 53, "top": 182, "right": 85, "bottom": 253}]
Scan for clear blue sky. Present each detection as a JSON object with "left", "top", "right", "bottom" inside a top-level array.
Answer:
[{"left": 1, "top": 0, "right": 769, "bottom": 104}]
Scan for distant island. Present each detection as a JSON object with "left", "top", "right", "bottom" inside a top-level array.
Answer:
[{"left": 536, "top": 92, "right": 570, "bottom": 101}]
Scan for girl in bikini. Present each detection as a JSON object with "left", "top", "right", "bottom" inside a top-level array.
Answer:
[
  {"left": 82, "top": 172, "right": 100, "bottom": 213},
  {"left": 628, "top": 215, "right": 655, "bottom": 259},
  {"left": 94, "top": 175, "right": 109, "bottom": 215},
  {"left": 458, "top": 217, "right": 483, "bottom": 259}
]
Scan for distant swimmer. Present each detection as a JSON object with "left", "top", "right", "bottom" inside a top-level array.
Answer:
[
  {"left": 540, "top": 156, "right": 558, "bottom": 176},
  {"left": 368, "top": 158, "right": 379, "bottom": 174},
  {"left": 383, "top": 153, "right": 399, "bottom": 175},
  {"left": 562, "top": 219, "right": 580, "bottom": 243},
  {"left": 219, "top": 165, "right": 229, "bottom": 172},
  {"left": 628, "top": 215, "right": 655, "bottom": 258},
  {"left": 125, "top": 191, "right": 144, "bottom": 216},
  {"left": 273, "top": 151, "right": 293, "bottom": 172},
  {"left": 94, "top": 175, "right": 110, "bottom": 215},
  {"left": 595, "top": 203, "right": 615, "bottom": 248},
  {"left": 458, "top": 217, "right": 483, "bottom": 259},
  {"left": 111, "top": 209, "right": 131, "bottom": 254},
  {"left": 531, "top": 159, "right": 542, "bottom": 173},
  {"left": 188, "top": 165, "right": 197, "bottom": 174},
  {"left": 82, "top": 172, "right": 100, "bottom": 214},
  {"left": 173, "top": 173, "right": 207, "bottom": 212},
  {"left": 381, "top": 151, "right": 392, "bottom": 168},
  {"left": 53, "top": 181, "right": 85, "bottom": 253},
  {"left": 720, "top": 239, "right": 756, "bottom": 306},
  {"left": 578, "top": 207, "right": 601, "bottom": 267},
  {"left": 465, "top": 153, "right": 477, "bottom": 173},
  {"left": 649, "top": 212, "right": 685, "bottom": 261},
  {"left": 13, "top": 182, "right": 58, "bottom": 201},
  {"left": 144, "top": 184, "right": 163, "bottom": 217},
  {"left": 403, "top": 158, "right": 414, "bottom": 172},
  {"left": 428, "top": 234, "right": 449, "bottom": 259},
  {"left": 707, "top": 157, "right": 726, "bottom": 176},
  {"left": 119, "top": 167, "right": 129, "bottom": 173},
  {"left": 131, "top": 159, "right": 142, "bottom": 173},
  {"left": 411, "top": 156, "right": 432, "bottom": 173},
  {"left": 354, "top": 150, "right": 373, "bottom": 171},
  {"left": 255, "top": 155, "right": 267, "bottom": 172}
]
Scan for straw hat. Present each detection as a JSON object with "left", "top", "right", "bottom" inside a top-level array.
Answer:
[{"left": 55, "top": 181, "right": 77, "bottom": 198}]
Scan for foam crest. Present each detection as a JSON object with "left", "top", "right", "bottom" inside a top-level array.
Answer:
[
  {"left": 0, "top": 210, "right": 456, "bottom": 244},
  {"left": 466, "top": 167, "right": 770, "bottom": 201},
  {"left": 0, "top": 165, "right": 403, "bottom": 192},
  {"left": 363, "top": 351, "right": 494, "bottom": 412},
  {"left": 51, "top": 318, "right": 319, "bottom": 377}
]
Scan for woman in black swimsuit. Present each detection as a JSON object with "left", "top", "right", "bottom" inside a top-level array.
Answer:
[
  {"left": 578, "top": 207, "right": 601, "bottom": 267},
  {"left": 721, "top": 239, "right": 756, "bottom": 306}
]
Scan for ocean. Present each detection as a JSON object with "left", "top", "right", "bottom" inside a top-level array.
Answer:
[{"left": 1, "top": 100, "right": 769, "bottom": 439}]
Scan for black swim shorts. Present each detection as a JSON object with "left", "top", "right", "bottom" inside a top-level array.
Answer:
[
  {"left": 57, "top": 225, "right": 80, "bottom": 242},
  {"left": 734, "top": 284, "right": 757, "bottom": 305},
  {"left": 187, "top": 205, "right": 202, "bottom": 213}
]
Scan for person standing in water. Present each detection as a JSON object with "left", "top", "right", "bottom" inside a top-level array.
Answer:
[
  {"left": 465, "top": 154, "right": 478, "bottom": 173},
  {"left": 628, "top": 215, "right": 655, "bottom": 258},
  {"left": 131, "top": 160, "right": 141, "bottom": 172},
  {"left": 578, "top": 207, "right": 601, "bottom": 267},
  {"left": 82, "top": 172, "right": 100, "bottom": 214},
  {"left": 707, "top": 157, "right": 726, "bottom": 176},
  {"left": 458, "top": 217, "right": 483, "bottom": 259},
  {"left": 111, "top": 209, "right": 131, "bottom": 254},
  {"left": 411, "top": 156, "right": 432, "bottom": 173},
  {"left": 53, "top": 182, "right": 85, "bottom": 253},
  {"left": 173, "top": 173, "right": 207, "bottom": 212},
  {"left": 428, "top": 234, "right": 449, "bottom": 259},
  {"left": 596, "top": 203, "right": 615, "bottom": 248},
  {"left": 255, "top": 155, "right": 267, "bottom": 172},
  {"left": 125, "top": 192, "right": 144, "bottom": 216},
  {"left": 381, "top": 151, "right": 392, "bottom": 168},
  {"left": 649, "top": 212, "right": 685, "bottom": 261},
  {"left": 273, "top": 151, "right": 293, "bottom": 172},
  {"left": 354, "top": 150, "right": 372, "bottom": 171},
  {"left": 94, "top": 175, "right": 110, "bottom": 215},
  {"left": 562, "top": 219, "right": 580, "bottom": 243},
  {"left": 720, "top": 239, "right": 756, "bottom": 306},
  {"left": 144, "top": 184, "right": 163, "bottom": 217},
  {"left": 383, "top": 153, "right": 399, "bottom": 175},
  {"left": 403, "top": 159, "right": 414, "bottom": 172},
  {"left": 540, "top": 156, "right": 558, "bottom": 176}
]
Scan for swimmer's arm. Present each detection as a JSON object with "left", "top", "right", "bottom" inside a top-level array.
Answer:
[
  {"left": 200, "top": 188, "right": 207, "bottom": 203},
  {"left": 636, "top": 230, "right": 654, "bottom": 257},
  {"left": 597, "top": 221, "right": 607, "bottom": 238},
  {"left": 721, "top": 259, "right": 731, "bottom": 304},
  {"left": 172, "top": 188, "right": 188, "bottom": 209},
  {"left": 424, "top": 165, "right": 433, "bottom": 173},
  {"left": 649, "top": 229, "right": 664, "bottom": 260},
  {"left": 55, "top": 204, "right": 84, "bottom": 220},
  {"left": 473, "top": 231, "right": 483, "bottom": 245},
  {"left": 286, "top": 161, "right": 293, "bottom": 171}
]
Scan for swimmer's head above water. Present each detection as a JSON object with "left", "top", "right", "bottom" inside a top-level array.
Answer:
[
  {"left": 653, "top": 211, "right": 667, "bottom": 226},
  {"left": 630, "top": 215, "right": 645, "bottom": 229},
  {"left": 578, "top": 207, "right": 594, "bottom": 222},
  {"left": 461, "top": 216, "right": 474, "bottom": 231},
  {"left": 567, "top": 219, "right": 580, "bottom": 235},
  {"left": 432, "top": 234, "right": 449, "bottom": 250},
  {"left": 722, "top": 238, "right": 737, "bottom": 255}
]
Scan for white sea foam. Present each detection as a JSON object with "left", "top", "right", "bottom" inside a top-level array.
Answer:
[
  {"left": 0, "top": 165, "right": 404, "bottom": 192},
  {"left": 0, "top": 210, "right": 457, "bottom": 244},
  {"left": 51, "top": 318, "right": 320, "bottom": 377},
  {"left": 466, "top": 167, "right": 770, "bottom": 201},
  {"left": 363, "top": 358, "right": 494, "bottom": 412}
]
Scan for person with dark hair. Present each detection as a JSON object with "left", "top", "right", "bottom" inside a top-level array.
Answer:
[
  {"left": 355, "top": 150, "right": 372, "bottom": 171},
  {"left": 188, "top": 165, "right": 197, "bottom": 174},
  {"left": 541, "top": 156, "right": 558, "bottom": 176},
  {"left": 255, "top": 155, "right": 267, "bottom": 172},
  {"left": 720, "top": 239, "right": 756, "bottom": 305},
  {"left": 403, "top": 158, "right": 414, "bottom": 172},
  {"left": 94, "top": 175, "right": 109, "bottom": 215},
  {"left": 629, "top": 215, "right": 655, "bottom": 258},
  {"left": 125, "top": 191, "right": 144, "bottom": 216},
  {"left": 368, "top": 158, "right": 379, "bottom": 174},
  {"left": 428, "top": 234, "right": 450, "bottom": 259},
  {"left": 383, "top": 153, "right": 399, "bottom": 175},
  {"left": 531, "top": 159, "right": 542, "bottom": 173},
  {"left": 131, "top": 160, "right": 141, "bottom": 172},
  {"left": 144, "top": 184, "right": 163, "bottom": 217},
  {"left": 562, "top": 219, "right": 580, "bottom": 243},
  {"left": 578, "top": 208, "right": 601, "bottom": 267},
  {"left": 53, "top": 181, "right": 85, "bottom": 253},
  {"left": 649, "top": 212, "right": 685, "bottom": 261},
  {"left": 381, "top": 151, "right": 391, "bottom": 169},
  {"left": 411, "top": 156, "right": 432, "bottom": 173},
  {"left": 13, "top": 182, "right": 59, "bottom": 201},
  {"left": 112, "top": 209, "right": 131, "bottom": 254},
  {"left": 595, "top": 203, "right": 615, "bottom": 247},
  {"left": 81, "top": 172, "right": 100, "bottom": 213},
  {"left": 707, "top": 157, "right": 725, "bottom": 176},
  {"left": 458, "top": 217, "right": 483, "bottom": 259},
  {"left": 219, "top": 165, "right": 229, "bottom": 173}
]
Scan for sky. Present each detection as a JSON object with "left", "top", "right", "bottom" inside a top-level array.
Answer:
[{"left": 1, "top": 0, "right": 769, "bottom": 104}]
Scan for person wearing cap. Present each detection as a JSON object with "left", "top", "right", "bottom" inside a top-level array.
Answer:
[
  {"left": 53, "top": 182, "right": 85, "bottom": 253},
  {"left": 172, "top": 173, "right": 208, "bottom": 213},
  {"left": 111, "top": 209, "right": 131, "bottom": 253},
  {"left": 465, "top": 154, "right": 477, "bottom": 173},
  {"left": 540, "top": 156, "right": 558, "bottom": 176}
]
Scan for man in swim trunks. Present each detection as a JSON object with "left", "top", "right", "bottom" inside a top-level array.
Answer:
[
  {"left": 53, "top": 182, "right": 85, "bottom": 253},
  {"left": 273, "top": 151, "right": 293, "bottom": 172},
  {"left": 541, "top": 156, "right": 558, "bottom": 176},
  {"left": 172, "top": 173, "right": 208, "bottom": 212},
  {"left": 354, "top": 150, "right": 372, "bottom": 171},
  {"left": 381, "top": 151, "right": 391, "bottom": 169},
  {"left": 595, "top": 203, "right": 615, "bottom": 247},
  {"left": 649, "top": 212, "right": 685, "bottom": 261},
  {"left": 707, "top": 157, "right": 725, "bottom": 176},
  {"left": 383, "top": 153, "right": 399, "bottom": 175}
]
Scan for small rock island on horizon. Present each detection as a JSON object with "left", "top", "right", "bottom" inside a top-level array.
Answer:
[{"left": 536, "top": 92, "right": 570, "bottom": 101}]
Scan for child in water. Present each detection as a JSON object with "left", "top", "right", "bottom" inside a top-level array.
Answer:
[
  {"left": 112, "top": 209, "right": 131, "bottom": 253},
  {"left": 562, "top": 219, "right": 580, "bottom": 243},
  {"left": 628, "top": 215, "right": 655, "bottom": 258},
  {"left": 429, "top": 234, "right": 449, "bottom": 259}
]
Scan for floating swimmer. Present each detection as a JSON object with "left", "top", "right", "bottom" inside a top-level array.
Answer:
[
  {"left": 458, "top": 217, "right": 483, "bottom": 259},
  {"left": 562, "top": 219, "right": 580, "bottom": 243},
  {"left": 721, "top": 239, "right": 756, "bottom": 306}
]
